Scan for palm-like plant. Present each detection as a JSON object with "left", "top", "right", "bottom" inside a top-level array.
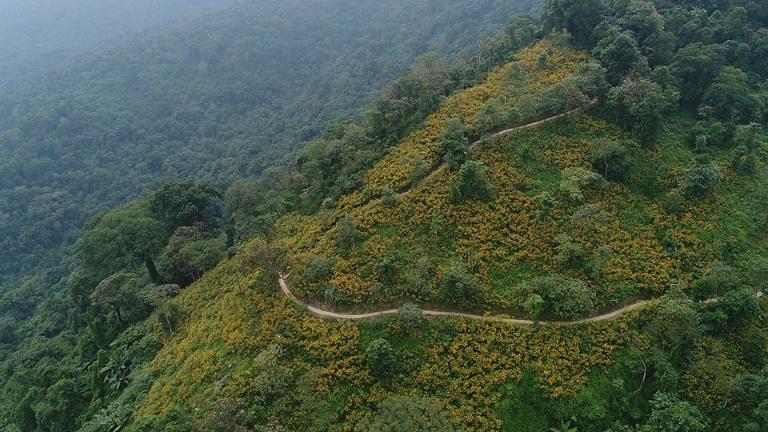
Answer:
[{"left": 550, "top": 417, "right": 578, "bottom": 432}]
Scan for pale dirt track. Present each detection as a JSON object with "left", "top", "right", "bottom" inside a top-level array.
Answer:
[
  {"left": 279, "top": 275, "right": 764, "bottom": 326},
  {"left": 279, "top": 274, "right": 655, "bottom": 326}
]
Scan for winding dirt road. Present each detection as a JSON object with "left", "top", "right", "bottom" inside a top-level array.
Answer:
[
  {"left": 279, "top": 275, "right": 764, "bottom": 326},
  {"left": 279, "top": 274, "right": 655, "bottom": 326}
]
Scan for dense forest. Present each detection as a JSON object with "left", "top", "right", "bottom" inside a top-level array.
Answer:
[
  {"left": 0, "top": 0, "right": 239, "bottom": 88},
  {"left": 0, "top": 0, "right": 540, "bottom": 289},
  {"left": 2, "top": 0, "right": 768, "bottom": 430}
]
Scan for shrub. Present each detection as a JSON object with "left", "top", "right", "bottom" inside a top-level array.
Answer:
[
  {"left": 380, "top": 187, "right": 398, "bottom": 208},
  {"left": 589, "top": 140, "right": 630, "bottom": 182},
  {"left": 396, "top": 303, "right": 424, "bottom": 333},
  {"left": 304, "top": 255, "right": 335, "bottom": 283},
  {"left": 377, "top": 258, "right": 398, "bottom": 286},
  {"left": 366, "top": 339, "right": 397, "bottom": 378},
  {"left": 440, "top": 261, "right": 483, "bottom": 305},
  {"left": 451, "top": 160, "right": 494, "bottom": 203},
  {"left": 441, "top": 118, "right": 469, "bottom": 171}
]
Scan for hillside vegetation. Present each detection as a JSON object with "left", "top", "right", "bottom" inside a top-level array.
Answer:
[
  {"left": 0, "top": 0, "right": 540, "bottom": 289},
  {"left": 3, "top": 0, "right": 768, "bottom": 431}
]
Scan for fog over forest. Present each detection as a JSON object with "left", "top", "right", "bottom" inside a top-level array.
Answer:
[{"left": 0, "top": 0, "right": 242, "bottom": 86}]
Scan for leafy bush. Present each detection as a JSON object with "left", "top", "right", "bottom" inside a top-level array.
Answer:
[
  {"left": 451, "top": 161, "right": 494, "bottom": 203},
  {"left": 366, "top": 339, "right": 397, "bottom": 378},
  {"left": 440, "top": 261, "right": 483, "bottom": 305},
  {"left": 396, "top": 303, "right": 424, "bottom": 333}
]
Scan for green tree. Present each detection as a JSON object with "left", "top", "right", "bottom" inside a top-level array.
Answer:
[
  {"left": 76, "top": 204, "right": 167, "bottom": 283},
  {"left": 542, "top": 0, "right": 605, "bottom": 47},
  {"left": 89, "top": 273, "right": 146, "bottom": 327},
  {"left": 589, "top": 140, "right": 630, "bottom": 182},
  {"left": 376, "top": 258, "right": 398, "bottom": 286},
  {"left": 640, "top": 392, "right": 709, "bottom": 432},
  {"left": 451, "top": 160, "right": 494, "bottom": 203},
  {"left": 357, "top": 395, "right": 456, "bottom": 432},
  {"left": 702, "top": 66, "right": 762, "bottom": 123},
  {"left": 396, "top": 303, "right": 424, "bottom": 333},
  {"left": 304, "top": 255, "right": 335, "bottom": 283},
  {"left": 593, "top": 28, "right": 645, "bottom": 83},
  {"left": 607, "top": 78, "right": 679, "bottom": 138},
  {"left": 648, "top": 290, "right": 700, "bottom": 361},
  {"left": 672, "top": 43, "right": 723, "bottom": 104},
  {"left": 158, "top": 225, "right": 227, "bottom": 285},
  {"left": 524, "top": 294, "right": 545, "bottom": 324},
  {"left": 365, "top": 339, "right": 397, "bottom": 378},
  {"left": 679, "top": 164, "right": 723, "bottom": 198},
  {"left": 239, "top": 238, "right": 289, "bottom": 283},
  {"left": 440, "top": 261, "right": 483, "bottom": 305},
  {"left": 149, "top": 181, "right": 220, "bottom": 229},
  {"left": 441, "top": 118, "right": 470, "bottom": 171},
  {"left": 702, "top": 287, "right": 759, "bottom": 333},
  {"left": 336, "top": 214, "right": 361, "bottom": 251}
]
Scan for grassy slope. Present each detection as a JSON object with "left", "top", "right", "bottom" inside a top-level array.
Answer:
[
  {"left": 131, "top": 40, "right": 768, "bottom": 431},
  {"left": 273, "top": 40, "right": 767, "bottom": 317}
]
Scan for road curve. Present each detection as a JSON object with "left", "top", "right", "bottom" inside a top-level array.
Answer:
[
  {"left": 397, "top": 101, "right": 597, "bottom": 198},
  {"left": 279, "top": 275, "right": 764, "bottom": 326},
  {"left": 279, "top": 274, "right": 654, "bottom": 326}
]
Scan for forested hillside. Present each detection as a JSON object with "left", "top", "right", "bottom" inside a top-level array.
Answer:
[
  {"left": 3, "top": 0, "right": 768, "bottom": 430},
  {"left": 0, "top": 1, "right": 542, "bottom": 431},
  {"left": 0, "top": 0, "right": 541, "bottom": 290},
  {"left": 0, "top": 0, "right": 239, "bottom": 87}
]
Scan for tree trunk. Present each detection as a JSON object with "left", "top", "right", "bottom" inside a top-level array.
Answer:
[{"left": 144, "top": 254, "right": 162, "bottom": 284}]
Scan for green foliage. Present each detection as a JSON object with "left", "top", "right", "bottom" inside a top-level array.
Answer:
[
  {"left": 336, "top": 215, "right": 361, "bottom": 251},
  {"left": 357, "top": 395, "right": 456, "bottom": 431},
  {"left": 380, "top": 187, "right": 398, "bottom": 208},
  {"left": 701, "top": 66, "right": 763, "bottom": 123},
  {"left": 640, "top": 392, "right": 709, "bottom": 432},
  {"left": 149, "top": 182, "right": 220, "bottom": 229},
  {"left": 365, "top": 338, "right": 397, "bottom": 378},
  {"left": 524, "top": 294, "right": 545, "bottom": 323},
  {"left": 194, "top": 398, "right": 252, "bottom": 432},
  {"left": 451, "top": 160, "right": 495, "bottom": 203},
  {"left": 593, "top": 28, "right": 645, "bottom": 83},
  {"left": 521, "top": 275, "right": 596, "bottom": 319},
  {"left": 239, "top": 238, "right": 289, "bottom": 280},
  {"left": 589, "top": 140, "right": 631, "bottom": 182},
  {"left": 159, "top": 225, "right": 227, "bottom": 286},
  {"left": 395, "top": 303, "right": 424, "bottom": 333},
  {"left": 542, "top": 0, "right": 605, "bottom": 47},
  {"left": 607, "top": 78, "right": 680, "bottom": 138},
  {"left": 376, "top": 258, "right": 398, "bottom": 286},
  {"left": 558, "top": 167, "right": 606, "bottom": 202},
  {"left": 76, "top": 203, "right": 167, "bottom": 284},
  {"left": 440, "top": 261, "right": 484, "bottom": 305},
  {"left": 701, "top": 287, "right": 760, "bottom": 333},
  {"left": 647, "top": 290, "right": 700, "bottom": 361},
  {"left": 304, "top": 256, "right": 336, "bottom": 284},
  {"left": 441, "top": 118, "right": 470, "bottom": 171},
  {"left": 679, "top": 164, "right": 724, "bottom": 198}
]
